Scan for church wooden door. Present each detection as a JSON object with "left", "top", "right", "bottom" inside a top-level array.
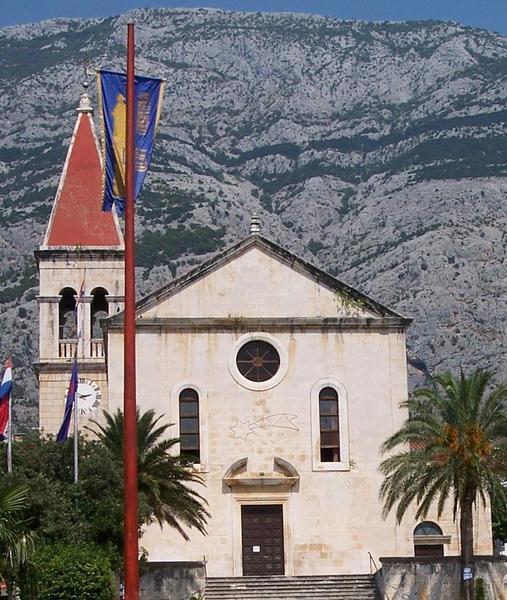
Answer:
[{"left": 241, "top": 505, "right": 284, "bottom": 576}]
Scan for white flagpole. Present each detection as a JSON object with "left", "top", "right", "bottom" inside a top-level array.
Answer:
[
  {"left": 7, "top": 394, "right": 12, "bottom": 474},
  {"left": 73, "top": 281, "right": 85, "bottom": 485},
  {"left": 73, "top": 392, "right": 79, "bottom": 483}
]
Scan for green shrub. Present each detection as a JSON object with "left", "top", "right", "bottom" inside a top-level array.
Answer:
[
  {"left": 475, "top": 577, "right": 485, "bottom": 600},
  {"left": 31, "top": 544, "right": 114, "bottom": 600},
  {"left": 136, "top": 225, "right": 225, "bottom": 270},
  {"left": 308, "top": 239, "right": 324, "bottom": 255}
]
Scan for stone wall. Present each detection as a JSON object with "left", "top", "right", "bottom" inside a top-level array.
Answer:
[
  {"left": 139, "top": 562, "right": 206, "bottom": 600},
  {"left": 379, "top": 556, "right": 507, "bottom": 600}
]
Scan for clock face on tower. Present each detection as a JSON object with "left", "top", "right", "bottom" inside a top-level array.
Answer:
[{"left": 75, "top": 378, "right": 101, "bottom": 415}]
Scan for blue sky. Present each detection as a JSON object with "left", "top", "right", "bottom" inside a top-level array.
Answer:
[{"left": 1, "top": 0, "right": 506, "bottom": 36}]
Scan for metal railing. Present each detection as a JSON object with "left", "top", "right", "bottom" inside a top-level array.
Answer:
[{"left": 368, "top": 552, "right": 412, "bottom": 600}]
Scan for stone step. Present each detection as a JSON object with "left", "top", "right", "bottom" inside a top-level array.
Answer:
[
  {"left": 205, "top": 575, "right": 380, "bottom": 600},
  {"left": 209, "top": 576, "right": 376, "bottom": 581},
  {"left": 207, "top": 584, "right": 376, "bottom": 592},
  {"left": 205, "top": 589, "right": 379, "bottom": 600},
  {"left": 208, "top": 577, "right": 376, "bottom": 584},
  {"left": 204, "top": 590, "right": 379, "bottom": 600},
  {"left": 206, "top": 592, "right": 379, "bottom": 598}
]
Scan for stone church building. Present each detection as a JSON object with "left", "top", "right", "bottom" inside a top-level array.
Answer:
[{"left": 36, "top": 92, "right": 492, "bottom": 581}]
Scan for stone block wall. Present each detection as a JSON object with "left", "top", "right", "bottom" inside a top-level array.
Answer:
[
  {"left": 379, "top": 556, "right": 507, "bottom": 600},
  {"left": 139, "top": 561, "right": 205, "bottom": 600}
]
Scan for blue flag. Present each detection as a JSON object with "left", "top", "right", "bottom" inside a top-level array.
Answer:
[
  {"left": 56, "top": 359, "right": 78, "bottom": 443},
  {"left": 97, "top": 70, "right": 164, "bottom": 213}
]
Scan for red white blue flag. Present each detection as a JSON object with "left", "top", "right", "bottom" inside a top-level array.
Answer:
[
  {"left": 0, "top": 358, "right": 13, "bottom": 442},
  {"left": 56, "top": 359, "right": 78, "bottom": 443}
]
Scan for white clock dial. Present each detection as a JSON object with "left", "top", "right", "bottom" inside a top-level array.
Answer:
[{"left": 75, "top": 378, "right": 101, "bottom": 415}]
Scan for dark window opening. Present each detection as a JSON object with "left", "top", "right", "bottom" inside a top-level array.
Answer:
[
  {"left": 414, "top": 544, "right": 444, "bottom": 558},
  {"left": 59, "top": 287, "right": 77, "bottom": 339},
  {"left": 319, "top": 387, "right": 340, "bottom": 462},
  {"left": 91, "top": 288, "right": 109, "bottom": 339},
  {"left": 179, "top": 388, "right": 200, "bottom": 463},
  {"left": 236, "top": 340, "right": 280, "bottom": 382},
  {"left": 414, "top": 521, "right": 445, "bottom": 558}
]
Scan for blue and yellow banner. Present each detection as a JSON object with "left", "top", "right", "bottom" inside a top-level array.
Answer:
[{"left": 97, "top": 70, "right": 165, "bottom": 213}]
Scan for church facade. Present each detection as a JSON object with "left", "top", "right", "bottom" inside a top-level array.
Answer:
[{"left": 36, "top": 93, "right": 492, "bottom": 578}]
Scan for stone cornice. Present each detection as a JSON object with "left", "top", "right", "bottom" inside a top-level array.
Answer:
[
  {"left": 105, "top": 316, "right": 411, "bottom": 333},
  {"left": 380, "top": 556, "right": 507, "bottom": 564},
  {"left": 35, "top": 248, "right": 124, "bottom": 264},
  {"left": 37, "top": 295, "right": 124, "bottom": 303},
  {"left": 34, "top": 361, "right": 106, "bottom": 375},
  {"left": 413, "top": 534, "right": 452, "bottom": 545}
]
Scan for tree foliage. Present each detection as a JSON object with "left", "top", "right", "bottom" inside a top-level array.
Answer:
[
  {"left": 380, "top": 369, "right": 507, "bottom": 523},
  {"left": 0, "top": 406, "right": 209, "bottom": 554},
  {"left": 0, "top": 484, "right": 35, "bottom": 596},
  {"left": 0, "top": 435, "right": 124, "bottom": 569},
  {"left": 90, "top": 408, "right": 209, "bottom": 540},
  {"left": 379, "top": 369, "right": 507, "bottom": 600},
  {"left": 31, "top": 544, "right": 114, "bottom": 600}
]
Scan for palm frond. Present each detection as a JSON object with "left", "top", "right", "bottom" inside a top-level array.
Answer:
[
  {"left": 380, "top": 368, "right": 507, "bottom": 539},
  {"left": 91, "top": 408, "right": 209, "bottom": 540}
]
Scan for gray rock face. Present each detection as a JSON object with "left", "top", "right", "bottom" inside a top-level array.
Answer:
[{"left": 0, "top": 9, "right": 505, "bottom": 427}]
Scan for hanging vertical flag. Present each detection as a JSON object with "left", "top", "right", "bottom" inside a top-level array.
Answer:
[
  {"left": 96, "top": 69, "right": 164, "bottom": 213},
  {"left": 56, "top": 359, "right": 78, "bottom": 443},
  {"left": 0, "top": 358, "right": 13, "bottom": 442}
]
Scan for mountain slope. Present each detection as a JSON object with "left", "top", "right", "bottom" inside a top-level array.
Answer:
[{"left": 0, "top": 9, "right": 505, "bottom": 426}]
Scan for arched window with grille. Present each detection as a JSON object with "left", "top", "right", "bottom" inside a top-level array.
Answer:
[
  {"left": 179, "top": 388, "right": 200, "bottom": 463},
  {"left": 413, "top": 521, "right": 445, "bottom": 557},
  {"left": 59, "top": 287, "right": 77, "bottom": 340},
  {"left": 311, "top": 378, "right": 349, "bottom": 471},
  {"left": 90, "top": 287, "right": 109, "bottom": 340},
  {"left": 319, "top": 387, "right": 340, "bottom": 462}
]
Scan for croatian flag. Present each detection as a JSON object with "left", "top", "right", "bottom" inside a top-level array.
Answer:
[
  {"left": 0, "top": 358, "right": 13, "bottom": 442},
  {"left": 56, "top": 359, "right": 78, "bottom": 443}
]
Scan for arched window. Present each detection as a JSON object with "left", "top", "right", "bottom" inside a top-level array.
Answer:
[
  {"left": 414, "top": 522, "right": 443, "bottom": 536},
  {"left": 311, "top": 378, "right": 349, "bottom": 471},
  {"left": 59, "top": 288, "right": 77, "bottom": 339},
  {"left": 319, "top": 387, "right": 340, "bottom": 462},
  {"left": 90, "top": 288, "right": 109, "bottom": 339},
  {"left": 414, "top": 521, "right": 444, "bottom": 557},
  {"left": 179, "top": 388, "right": 200, "bottom": 463}
]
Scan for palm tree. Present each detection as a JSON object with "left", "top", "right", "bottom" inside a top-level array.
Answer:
[
  {"left": 90, "top": 409, "right": 209, "bottom": 540},
  {"left": 0, "top": 484, "right": 35, "bottom": 599},
  {"left": 379, "top": 369, "right": 507, "bottom": 600}
]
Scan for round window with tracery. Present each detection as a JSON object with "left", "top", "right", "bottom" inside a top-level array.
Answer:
[{"left": 236, "top": 340, "right": 280, "bottom": 382}]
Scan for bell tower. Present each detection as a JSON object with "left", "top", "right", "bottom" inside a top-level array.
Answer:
[{"left": 35, "top": 86, "right": 124, "bottom": 435}]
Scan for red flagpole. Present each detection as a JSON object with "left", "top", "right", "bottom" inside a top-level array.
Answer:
[{"left": 124, "top": 22, "right": 139, "bottom": 600}]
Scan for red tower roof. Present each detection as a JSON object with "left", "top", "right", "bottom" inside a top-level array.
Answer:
[{"left": 44, "top": 94, "right": 123, "bottom": 248}]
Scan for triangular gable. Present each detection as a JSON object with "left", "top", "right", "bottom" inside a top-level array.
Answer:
[
  {"left": 108, "top": 235, "right": 408, "bottom": 324},
  {"left": 43, "top": 101, "right": 123, "bottom": 248}
]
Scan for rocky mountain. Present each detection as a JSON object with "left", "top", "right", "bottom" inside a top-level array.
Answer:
[{"left": 0, "top": 9, "right": 506, "bottom": 427}]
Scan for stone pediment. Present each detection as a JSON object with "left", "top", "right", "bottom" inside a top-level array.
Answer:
[
  {"left": 106, "top": 235, "right": 409, "bottom": 328},
  {"left": 223, "top": 457, "right": 300, "bottom": 489}
]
